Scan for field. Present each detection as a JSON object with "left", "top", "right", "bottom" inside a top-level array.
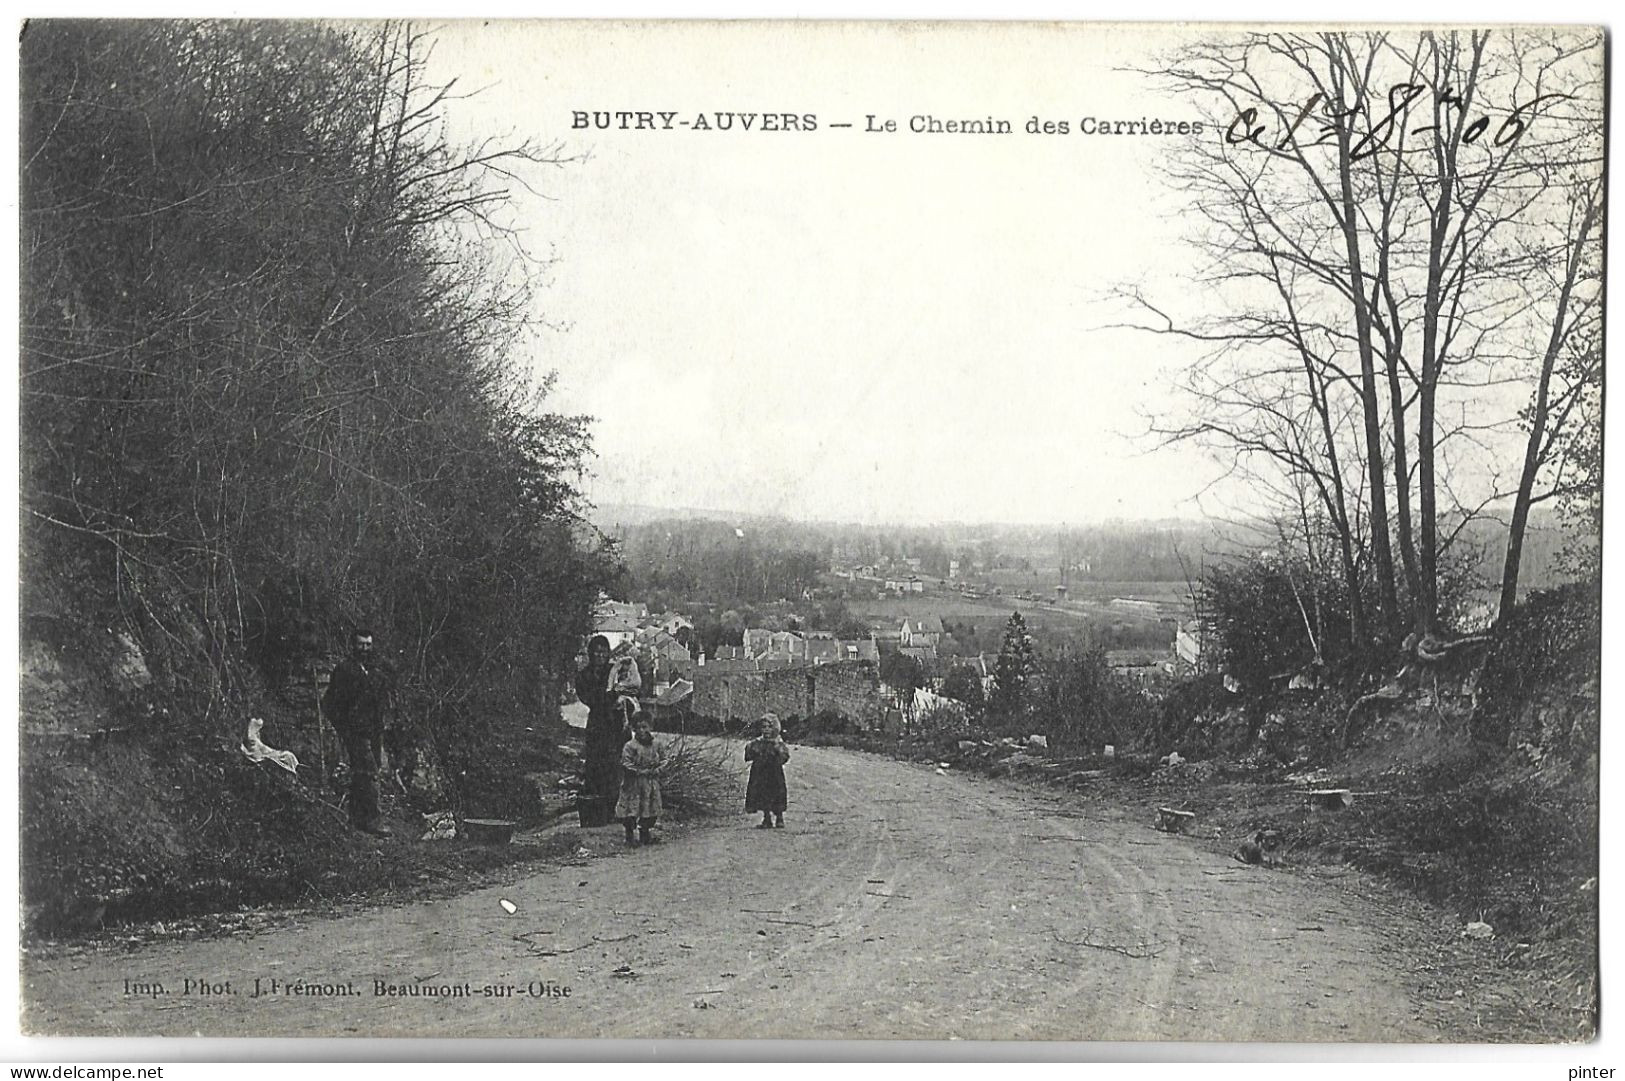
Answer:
[
  {"left": 1056, "top": 580, "right": 1194, "bottom": 602},
  {"left": 976, "top": 570, "right": 1189, "bottom": 599},
  {"left": 841, "top": 581, "right": 1188, "bottom": 653}
]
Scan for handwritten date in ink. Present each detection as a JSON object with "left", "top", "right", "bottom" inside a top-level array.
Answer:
[{"left": 1225, "top": 83, "right": 1565, "bottom": 160}]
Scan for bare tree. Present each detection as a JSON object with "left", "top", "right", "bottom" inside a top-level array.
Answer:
[
  {"left": 1498, "top": 174, "right": 1603, "bottom": 617},
  {"left": 1120, "top": 28, "right": 1604, "bottom": 656}
]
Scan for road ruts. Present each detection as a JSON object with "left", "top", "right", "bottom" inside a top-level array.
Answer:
[{"left": 22, "top": 743, "right": 1447, "bottom": 1042}]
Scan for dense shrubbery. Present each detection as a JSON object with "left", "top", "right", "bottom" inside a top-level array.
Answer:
[
  {"left": 1472, "top": 581, "right": 1602, "bottom": 759},
  {"left": 1197, "top": 556, "right": 1356, "bottom": 690},
  {"left": 955, "top": 611, "right": 1159, "bottom": 753},
  {"left": 20, "top": 21, "right": 611, "bottom": 763},
  {"left": 938, "top": 664, "right": 985, "bottom": 718},
  {"left": 1027, "top": 639, "right": 1153, "bottom": 754},
  {"left": 1154, "top": 672, "right": 1235, "bottom": 753},
  {"left": 19, "top": 20, "right": 615, "bottom": 934}
]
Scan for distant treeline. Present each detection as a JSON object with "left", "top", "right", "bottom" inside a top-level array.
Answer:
[
  {"left": 615, "top": 519, "right": 827, "bottom": 605},
  {"left": 611, "top": 508, "right": 1578, "bottom": 612},
  {"left": 608, "top": 514, "right": 1255, "bottom": 591}
]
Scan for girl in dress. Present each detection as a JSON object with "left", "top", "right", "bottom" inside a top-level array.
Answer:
[
  {"left": 616, "top": 713, "right": 664, "bottom": 845},
  {"left": 744, "top": 712, "right": 791, "bottom": 829}
]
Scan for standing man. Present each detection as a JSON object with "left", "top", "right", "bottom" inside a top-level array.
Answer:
[{"left": 323, "top": 628, "right": 394, "bottom": 836}]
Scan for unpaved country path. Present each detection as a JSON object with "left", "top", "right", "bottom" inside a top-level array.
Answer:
[{"left": 22, "top": 743, "right": 1452, "bottom": 1041}]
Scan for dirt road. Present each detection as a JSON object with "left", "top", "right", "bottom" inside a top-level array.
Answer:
[{"left": 23, "top": 743, "right": 1456, "bottom": 1041}]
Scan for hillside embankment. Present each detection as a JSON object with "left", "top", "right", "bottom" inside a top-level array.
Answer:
[{"left": 19, "top": 551, "right": 583, "bottom": 938}]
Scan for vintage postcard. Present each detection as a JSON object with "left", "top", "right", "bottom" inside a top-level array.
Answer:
[{"left": 13, "top": 19, "right": 1606, "bottom": 1048}]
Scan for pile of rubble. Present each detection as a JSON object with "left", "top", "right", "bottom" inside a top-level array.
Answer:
[
  {"left": 944, "top": 734, "right": 1057, "bottom": 775},
  {"left": 1151, "top": 750, "right": 1219, "bottom": 786}
]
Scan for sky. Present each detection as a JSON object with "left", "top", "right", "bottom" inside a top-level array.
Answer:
[{"left": 416, "top": 22, "right": 1238, "bottom": 525}]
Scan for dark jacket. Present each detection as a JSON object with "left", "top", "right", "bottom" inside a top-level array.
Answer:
[
  {"left": 324, "top": 655, "right": 391, "bottom": 733},
  {"left": 577, "top": 663, "right": 635, "bottom": 799}
]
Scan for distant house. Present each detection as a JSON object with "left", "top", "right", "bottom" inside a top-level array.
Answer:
[
  {"left": 592, "top": 596, "right": 648, "bottom": 649},
  {"left": 806, "top": 638, "right": 844, "bottom": 666},
  {"left": 1110, "top": 598, "right": 1161, "bottom": 616},
  {"left": 598, "top": 598, "right": 648, "bottom": 623},
  {"left": 654, "top": 613, "right": 694, "bottom": 638},
  {"left": 592, "top": 613, "right": 638, "bottom": 650},
  {"left": 768, "top": 630, "right": 806, "bottom": 660},
  {"left": 741, "top": 628, "right": 808, "bottom": 663},
  {"left": 900, "top": 615, "right": 945, "bottom": 648},
  {"left": 900, "top": 644, "right": 938, "bottom": 668},
  {"left": 646, "top": 634, "right": 694, "bottom": 680}
]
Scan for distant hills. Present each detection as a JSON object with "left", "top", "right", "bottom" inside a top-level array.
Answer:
[
  {"left": 590, "top": 500, "right": 1584, "bottom": 593},
  {"left": 589, "top": 502, "right": 786, "bottom": 531},
  {"left": 587, "top": 501, "right": 1220, "bottom": 535}
]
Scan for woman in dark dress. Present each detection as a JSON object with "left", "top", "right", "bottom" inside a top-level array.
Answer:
[
  {"left": 575, "top": 635, "right": 639, "bottom": 819},
  {"left": 744, "top": 712, "right": 790, "bottom": 829}
]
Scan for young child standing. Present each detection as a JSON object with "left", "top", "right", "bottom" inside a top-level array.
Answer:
[
  {"left": 744, "top": 712, "right": 791, "bottom": 829},
  {"left": 616, "top": 713, "right": 664, "bottom": 845}
]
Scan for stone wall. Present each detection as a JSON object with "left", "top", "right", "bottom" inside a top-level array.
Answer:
[
  {"left": 692, "top": 660, "right": 880, "bottom": 730},
  {"left": 807, "top": 660, "right": 881, "bottom": 725}
]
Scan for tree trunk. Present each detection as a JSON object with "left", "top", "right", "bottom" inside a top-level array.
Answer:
[
  {"left": 1330, "top": 82, "right": 1400, "bottom": 639},
  {"left": 1500, "top": 197, "right": 1598, "bottom": 620},
  {"left": 1384, "top": 341, "right": 1422, "bottom": 619},
  {"left": 1311, "top": 363, "right": 1367, "bottom": 645},
  {"left": 1413, "top": 36, "right": 1475, "bottom": 638},
  {"left": 1416, "top": 382, "right": 1438, "bottom": 633}
]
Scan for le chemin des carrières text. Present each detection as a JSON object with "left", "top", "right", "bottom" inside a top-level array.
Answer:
[{"left": 571, "top": 110, "right": 1204, "bottom": 136}]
